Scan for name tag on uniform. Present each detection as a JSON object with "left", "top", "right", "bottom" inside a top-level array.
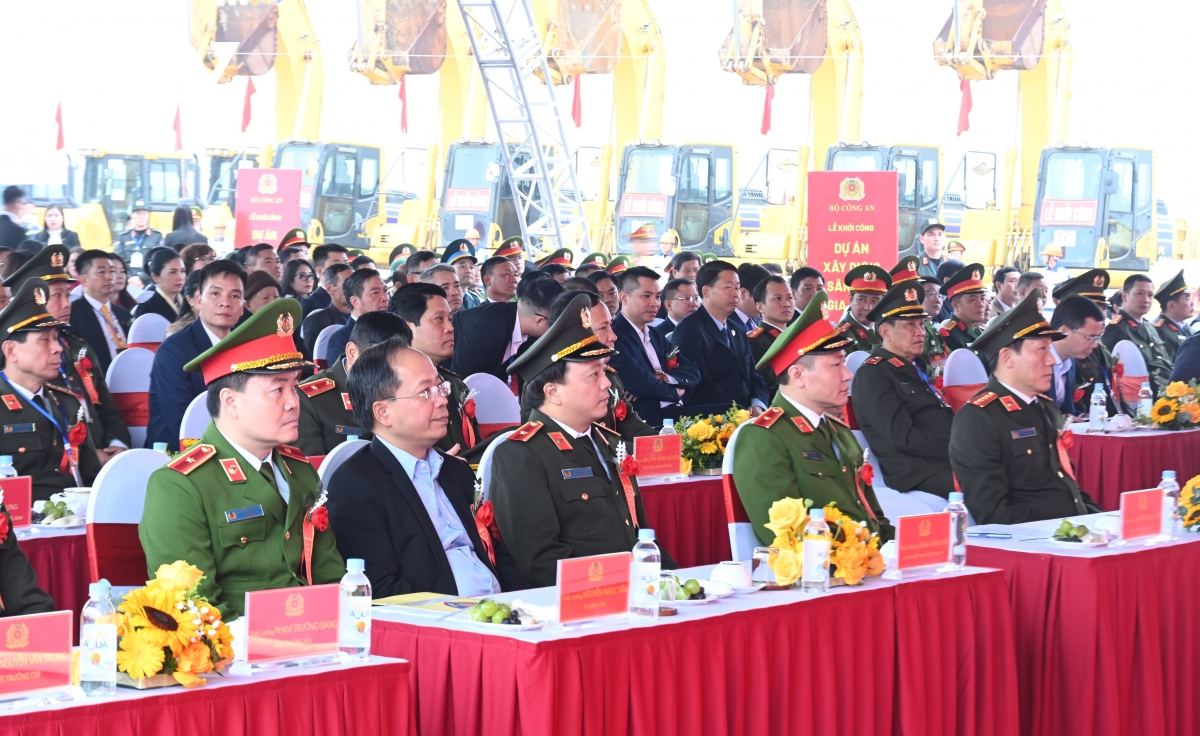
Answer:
[
  {"left": 801, "top": 450, "right": 823, "bottom": 461},
  {"left": 3, "top": 423, "right": 35, "bottom": 434},
  {"left": 1011, "top": 428, "right": 1038, "bottom": 439},
  {"left": 224, "top": 505, "right": 265, "bottom": 523},
  {"left": 562, "top": 468, "right": 594, "bottom": 480},
  {"left": 334, "top": 425, "right": 361, "bottom": 435}
]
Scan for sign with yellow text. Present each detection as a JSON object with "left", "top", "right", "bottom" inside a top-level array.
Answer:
[
  {"left": 0, "top": 610, "right": 72, "bottom": 697},
  {"left": 806, "top": 171, "right": 899, "bottom": 313},
  {"left": 0, "top": 477, "right": 32, "bottom": 528},
  {"left": 633, "top": 434, "right": 683, "bottom": 477},
  {"left": 234, "top": 169, "right": 302, "bottom": 248},
  {"left": 1119, "top": 488, "right": 1163, "bottom": 540},
  {"left": 245, "top": 584, "right": 339, "bottom": 663},
  {"left": 557, "top": 552, "right": 631, "bottom": 624},
  {"left": 896, "top": 512, "right": 952, "bottom": 570}
]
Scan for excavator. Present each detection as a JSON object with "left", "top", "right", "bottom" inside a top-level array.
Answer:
[{"left": 933, "top": 0, "right": 1172, "bottom": 276}]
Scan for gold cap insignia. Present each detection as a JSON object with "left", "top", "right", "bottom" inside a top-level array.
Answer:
[
  {"left": 33, "top": 287, "right": 47, "bottom": 306},
  {"left": 580, "top": 307, "right": 592, "bottom": 329},
  {"left": 460, "top": 244, "right": 468, "bottom": 252},
  {"left": 972, "top": 270, "right": 981, "bottom": 280},
  {"left": 277, "top": 313, "right": 294, "bottom": 338},
  {"left": 1093, "top": 275, "right": 1105, "bottom": 287},
  {"left": 907, "top": 261, "right": 917, "bottom": 272},
  {"left": 50, "top": 252, "right": 64, "bottom": 268},
  {"left": 864, "top": 272, "right": 876, "bottom": 282},
  {"left": 905, "top": 288, "right": 917, "bottom": 302}
]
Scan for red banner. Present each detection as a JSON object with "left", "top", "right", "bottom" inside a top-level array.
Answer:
[
  {"left": 234, "top": 169, "right": 302, "bottom": 248},
  {"left": 1119, "top": 488, "right": 1163, "bottom": 540},
  {"left": 1039, "top": 199, "right": 1098, "bottom": 227},
  {"left": 620, "top": 193, "right": 670, "bottom": 218},
  {"left": 896, "top": 512, "right": 951, "bottom": 570},
  {"left": 445, "top": 188, "right": 491, "bottom": 213},
  {"left": 806, "top": 171, "right": 899, "bottom": 314},
  {"left": 244, "top": 584, "right": 339, "bottom": 663},
  {"left": 557, "top": 552, "right": 630, "bottom": 624},
  {"left": 0, "top": 610, "right": 72, "bottom": 696}
]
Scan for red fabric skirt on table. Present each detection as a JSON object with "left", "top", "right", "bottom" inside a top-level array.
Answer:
[{"left": 638, "top": 478, "right": 731, "bottom": 568}]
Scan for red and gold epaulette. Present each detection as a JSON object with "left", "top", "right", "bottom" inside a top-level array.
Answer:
[
  {"left": 752, "top": 407, "right": 784, "bottom": 428},
  {"left": 1153, "top": 318, "right": 1165, "bottom": 328},
  {"left": 1109, "top": 316, "right": 1123, "bottom": 326},
  {"left": 939, "top": 320, "right": 957, "bottom": 337},
  {"left": 999, "top": 396, "right": 1021, "bottom": 412},
  {"left": 299, "top": 378, "right": 336, "bottom": 398},
  {"left": 887, "top": 358, "right": 905, "bottom": 368},
  {"left": 605, "top": 365, "right": 618, "bottom": 374},
  {"left": 276, "top": 444, "right": 311, "bottom": 464},
  {"left": 747, "top": 326, "right": 765, "bottom": 338},
  {"left": 45, "top": 384, "right": 77, "bottom": 397},
  {"left": 509, "top": 421, "right": 543, "bottom": 442},
  {"left": 825, "top": 412, "right": 849, "bottom": 427},
  {"left": 968, "top": 391, "right": 998, "bottom": 408},
  {"left": 864, "top": 356, "right": 883, "bottom": 365},
  {"left": 168, "top": 443, "right": 216, "bottom": 475}
]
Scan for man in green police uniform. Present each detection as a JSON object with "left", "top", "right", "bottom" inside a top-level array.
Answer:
[
  {"left": 937, "top": 262, "right": 988, "bottom": 352},
  {"left": 732, "top": 291, "right": 893, "bottom": 546},
  {"left": 1152, "top": 270, "right": 1193, "bottom": 362},
  {"left": 949, "top": 290, "right": 1102, "bottom": 525},
  {"left": 491, "top": 294, "right": 676, "bottom": 587},
  {"left": 838, "top": 265, "right": 891, "bottom": 354},
  {"left": 1101, "top": 273, "right": 1174, "bottom": 392},
  {"left": 139, "top": 299, "right": 345, "bottom": 620}
]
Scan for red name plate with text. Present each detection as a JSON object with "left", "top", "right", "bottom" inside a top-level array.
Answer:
[
  {"left": 896, "top": 513, "right": 952, "bottom": 570},
  {"left": 0, "top": 477, "right": 32, "bottom": 528},
  {"left": 557, "top": 552, "right": 631, "bottom": 624},
  {"left": 245, "top": 584, "right": 340, "bottom": 663},
  {"left": 233, "top": 169, "right": 302, "bottom": 247},
  {"left": 633, "top": 435, "right": 682, "bottom": 476},
  {"left": 0, "top": 611, "right": 72, "bottom": 696},
  {"left": 1120, "top": 488, "right": 1163, "bottom": 540}
]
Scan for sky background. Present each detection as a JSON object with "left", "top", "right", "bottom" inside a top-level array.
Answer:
[{"left": 3, "top": 0, "right": 1198, "bottom": 223}]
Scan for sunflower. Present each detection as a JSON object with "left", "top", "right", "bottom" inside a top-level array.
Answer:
[
  {"left": 117, "top": 629, "right": 166, "bottom": 680},
  {"left": 1152, "top": 398, "right": 1179, "bottom": 423},
  {"left": 120, "top": 585, "right": 199, "bottom": 651},
  {"left": 1165, "top": 381, "right": 1193, "bottom": 399}
]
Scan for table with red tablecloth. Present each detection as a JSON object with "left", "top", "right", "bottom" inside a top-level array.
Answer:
[
  {"left": 19, "top": 528, "right": 89, "bottom": 630},
  {"left": 637, "top": 476, "right": 730, "bottom": 568},
  {"left": 0, "top": 657, "right": 414, "bottom": 736},
  {"left": 1067, "top": 428, "right": 1200, "bottom": 510},
  {"left": 969, "top": 518, "right": 1200, "bottom": 736},
  {"left": 372, "top": 565, "right": 1018, "bottom": 736}
]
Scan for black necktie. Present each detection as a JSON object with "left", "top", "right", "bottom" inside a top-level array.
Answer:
[
  {"left": 576, "top": 433, "right": 611, "bottom": 480},
  {"left": 258, "top": 461, "right": 278, "bottom": 491}
]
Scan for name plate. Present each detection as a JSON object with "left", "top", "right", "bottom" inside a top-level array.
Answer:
[
  {"left": 245, "top": 585, "right": 340, "bottom": 663},
  {"left": 633, "top": 435, "right": 682, "bottom": 477},
  {"left": 0, "top": 478, "right": 32, "bottom": 528},
  {"left": 0, "top": 611, "right": 72, "bottom": 697},
  {"left": 896, "top": 513, "right": 952, "bottom": 570},
  {"left": 557, "top": 552, "right": 631, "bottom": 624},
  {"left": 1120, "top": 488, "right": 1163, "bottom": 540}
]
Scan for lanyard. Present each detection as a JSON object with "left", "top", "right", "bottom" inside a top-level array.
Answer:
[
  {"left": 131, "top": 230, "right": 146, "bottom": 250},
  {"left": 0, "top": 373, "right": 78, "bottom": 481}
]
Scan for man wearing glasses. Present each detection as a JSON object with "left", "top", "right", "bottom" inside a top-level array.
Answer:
[
  {"left": 655, "top": 278, "right": 700, "bottom": 341},
  {"left": 1050, "top": 295, "right": 1129, "bottom": 416}
]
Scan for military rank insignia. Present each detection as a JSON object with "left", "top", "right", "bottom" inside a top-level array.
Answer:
[
  {"left": 341, "top": 393, "right": 353, "bottom": 411},
  {"left": 1, "top": 395, "right": 21, "bottom": 412},
  {"left": 547, "top": 432, "right": 573, "bottom": 451},
  {"left": 888, "top": 358, "right": 905, "bottom": 368},
  {"left": 999, "top": 396, "right": 1021, "bottom": 412},
  {"left": 220, "top": 458, "right": 248, "bottom": 483},
  {"left": 864, "top": 357, "right": 883, "bottom": 365}
]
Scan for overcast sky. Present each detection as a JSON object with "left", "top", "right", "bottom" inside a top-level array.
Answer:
[{"left": 3, "top": 0, "right": 1197, "bottom": 223}]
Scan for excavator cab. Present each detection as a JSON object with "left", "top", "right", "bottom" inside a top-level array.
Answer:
[
  {"left": 78, "top": 152, "right": 201, "bottom": 247},
  {"left": 440, "top": 142, "right": 549, "bottom": 252},
  {"left": 614, "top": 143, "right": 736, "bottom": 257},
  {"left": 205, "top": 149, "right": 261, "bottom": 211},
  {"left": 826, "top": 143, "right": 941, "bottom": 256},
  {"left": 273, "top": 141, "right": 382, "bottom": 249},
  {"left": 1033, "top": 146, "right": 1157, "bottom": 272}
]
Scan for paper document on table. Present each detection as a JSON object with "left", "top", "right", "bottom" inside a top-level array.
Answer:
[{"left": 374, "top": 593, "right": 483, "bottom": 616}]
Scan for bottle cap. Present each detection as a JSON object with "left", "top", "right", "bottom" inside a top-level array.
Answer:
[
  {"left": 662, "top": 419, "right": 674, "bottom": 427},
  {"left": 1141, "top": 382, "right": 1151, "bottom": 388},
  {"left": 346, "top": 435, "right": 360, "bottom": 442},
  {"left": 152, "top": 443, "right": 168, "bottom": 452},
  {"left": 88, "top": 579, "right": 111, "bottom": 598},
  {"left": 949, "top": 491, "right": 964, "bottom": 503},
  {"left": 1164, "top": 470, "right": 1177, "bottom": 479},
  {"left": 0, "top": 456, "right": 12, "bottom": 465},
  {"left": 810, "top": 508, "right": 825, "bottom": 520},
  {"left": 637, "top": 528, "right": 655, "bottom": 541},
  {"left": 347, "top": 558, "right": 365, "bottom": 572}
]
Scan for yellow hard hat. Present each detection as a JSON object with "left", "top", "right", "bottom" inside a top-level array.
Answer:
[
  {"left": 464, "top": 227, "right": 481, "bottom": 239},
  {"left": 1041, "top": 244, "right": 1063, "bottom": 257}
]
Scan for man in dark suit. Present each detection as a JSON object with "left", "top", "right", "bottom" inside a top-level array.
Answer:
[
  {"left": 327, "top": 338, "right": 527, "bottom": 598},
  {"left": 324, "top": 269, "right": 389, "bottom": 363},
  {"left": 69, "top": 251, "right": 131, "bottom": 375},
  {"left": 450, "top": 275, "right": 562, "bottom": 382},
  {"left": 670, "top": 261, "right": 769, "bottom": 414},
  {"left": 145, "top": 261, "right": 246, "bottom": 450},
  {"left": 609, "top": 267, "right": 700, "bottom": 426},
  {"left": 654, "top": 278, "right": 700, "bottom": 341},
  {"left": 0, "top": 187, "right": 30, "bottom": 252},
  {"left": 300, "top": 244, "right": 351, "bottom": 317},
  {"left": 301, "top": 263, "right": 352, "bottom": 357}
]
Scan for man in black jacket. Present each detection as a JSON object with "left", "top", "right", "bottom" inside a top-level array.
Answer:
[
  {"left": 69, "top": 251, "right": 131, "bottom": 375},
  {"left": 0, "top": 187, "right": 30, "bottom": 252},
  {"left": 300, "top": 244, "right": 351, "bottom": 317},
  {"left": 450, "top": 275, "right": 562, "bottom": 382},
  {"left": 327, "top": 337, "right": 527, "bottom": 598},
  {"left": 301, "top": 263, "right": 353, "bottom": 358}
]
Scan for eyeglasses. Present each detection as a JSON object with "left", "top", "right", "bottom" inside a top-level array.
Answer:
[
  {"left": 295, "top": 273, "right": 316, "bottom": 281},
  {"left": 667, "top": 296, "right": 701, "bottom": 304},
  {"left": 385, "top": 380, "right": 451, "bottom": 403},
  {"left": 1070, "top": 328, "right": 1105, "bottom": 343}
]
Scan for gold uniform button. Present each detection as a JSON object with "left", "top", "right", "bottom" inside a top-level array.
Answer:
[
  {"left": 581, "top": 493, "right": 589, "bottom": 501},
  {"left": 1057, "top": 471, "right": 1064, "bottom": 478},
  {"left": 1026, "top": 449, "right": 1032, "bottom": 455},
  {"left": 240, "top": 536, "right": 249, "bottom": 545},
  {"left": 284, "top": 531, "right": 291, "bottom": 540},
  {"left": 625, "top": 519, "right": 630, "bottom": 526},
  {"left": 841, "top": 467, "right": 847, "bottom": 474},
  {"left": 17, "top": 448, "right": 24, "bottom": 454}
]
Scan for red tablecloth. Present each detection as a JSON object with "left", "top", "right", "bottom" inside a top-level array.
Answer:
[
  {"left": 970, "top": 542, "right": 1200, "bottom": 736},
  {"left": 0, "top": 658, "right": 414, "bottom": 736},
  {"left": 21, "top": 531, "right": 89, "bottom": 639},
  {"left": 638, "top": 477, "right": 731, "bottom": 568},
  {"left": 373, "top": 571, "right": 1018, "bottom": 736},
  {"left": 1067, "top": 429, "right": 1200, "bottom": 510}
]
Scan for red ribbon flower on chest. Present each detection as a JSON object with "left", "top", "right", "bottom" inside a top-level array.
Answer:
[
  {"left": 67, "top": 422, "right": 88, "bottom": 449},
  {"left": 859, "top": 462, "right": 874, "bottom": 487},
  {"left": 1073, "top": 388, "right": 1086, "bottom": 404},
  {"left": 77, "top": 354, "right": 93, "bottom": 372},
  {"left": 613, "top": 400, "right": 628, "bottom": 421},
  {"left": 306, "top": 489, "right": 329, "bottom": 532},
  {"left": 463, "top": 398, "right": 477, "bottom": 419},
  {"left": 665, "top": 347, "right": 679, "bottom": 370},
  {"left": 0, "top": 510, "right": 9, "bottom": 545}
]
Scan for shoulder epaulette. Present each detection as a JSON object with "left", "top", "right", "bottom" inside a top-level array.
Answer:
[
  {"left": 825, "top": 412, "right": 848, "bottom": 427},
  {"left": 968, "top": 391, "right": 998, "bottom": 408},
  {"left": 747, "top": 326, "right": 765, "bottom": 338},
  {"left": 44, "top": 384, "right": 77, "bottom": 397},
  {"left": 864, "top": 356, "right": 883, "bottom": 365},
  {"left": 509, "top": 421, "right": 543, "bottom": 442},
  {"left": 604, "top": 365, "right": 618, "bottom": 374},
  {"left": 752, "top": 407, "right": 783, "bottom": 428},
  {"left": 1153, "top": 317, "right": 1165, "bottom": 328},
  {"left": 592, "top": 422, "right": 621, "bottom": 437},
  {"left": 1109, "top": 316, "right": 1123, "bottom": 326},
  {"left": 168, "top": 444, "right": 216, "bottom": 475},
  {"left": 276, "top": 444, "right": 310, "bottom": 464},
  {"left": 299, "top": 377, "right": 336, "bottom": 397}
]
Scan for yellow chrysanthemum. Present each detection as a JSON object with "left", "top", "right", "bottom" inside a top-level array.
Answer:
[
  {"left": 120, "top": 586, "right": 199, "bottom": 651},
  {"left": 699, "top": 441, "right": 719, "bottom": 454},
  {"left": 1152, "top": 398, "right": 1179, "bottom": 423},
  {"left": 732, "top": 409, "right": 750, "bottom": 425},
  {"left": 116, "top": 629, "right": 166, "bottom": 680},
  {"left": 832, "top": 539, "right": 870, "bottom": 586},
  {"left": 714, "top": 415, "right": 724, "bottom": 425},
  {"left": 1166, "top": 382, "right": 1193, "bottom": 399}
]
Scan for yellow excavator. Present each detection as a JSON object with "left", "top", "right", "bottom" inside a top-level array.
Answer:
[{"left": 933, "top": 0, "right": 1173, "bottom": 277}]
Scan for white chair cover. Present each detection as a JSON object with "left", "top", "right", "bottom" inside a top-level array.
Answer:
[
  {"left": 127, "top": 313, "right": 170, "bottom": 346},
  {"left": 179, "top": 393, "right": 212, "bottom": 443},
  {"left": 318, "top": 439, "right": 370, "bottom": 488},
  {"left": 477, "top": 430, "right": 515, "bottom": 503},
  {"left": 723, "top": 423, "right": 759, "bottom": 561}
]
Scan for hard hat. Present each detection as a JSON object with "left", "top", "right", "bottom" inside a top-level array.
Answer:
[
  {"left": 1041, "top": 244, "right": 1063, "bottom": 258},
  {"left": 464, "top": 227, "right": 481, "bottom": 239}
]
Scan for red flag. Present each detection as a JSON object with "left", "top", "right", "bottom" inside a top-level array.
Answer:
[
  {"left": 760, "top": 84, "right": 775, "bottom": 135},
  {"left": 242, "top": 78, "right": 256, "bottom": 133},
  {"left": 399, "top": 76, "right": 408, "bottom": 134},
  {"left": 173, "top": 105, "right": 182, "bottom": 151},
  {"left": 54, "top": 102, "right": 64, "bottom": 151},
  {"left": 572, "top": 75, "right": 582, "bottom": 128},
  {"left": 957, "top": 79, "right": 973, "bottom": 136}
]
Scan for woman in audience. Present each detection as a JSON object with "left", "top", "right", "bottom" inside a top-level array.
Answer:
[
  {"left": 282, "top": 258, "right": 316, "bottom": 300},
  {"left": 109, "top": 254, "right": 140, "bottom": 310},
  {"left": 165, "top": 270, "right": 204, "bottom": 336},
  {"left": 32, "top": 204, "right": 81, "bottom": 249},
  {"left": 133, "top": 248, "right": 187, "bottom": 322},
  {"left": 163, "top": 205, "right": 208, "bottom": 251},
  {"left": 179, "top": 243, "right": 217, "bottom": 274}
]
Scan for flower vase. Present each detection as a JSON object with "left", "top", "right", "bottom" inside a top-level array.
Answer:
[
  {"left": 117, "top": 672, "right": 181, "bottom": 689},
  {"left": 691, "top": 453, "right": 723, "bottom": 476}
]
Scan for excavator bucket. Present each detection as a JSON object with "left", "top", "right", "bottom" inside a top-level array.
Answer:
[
  {"left": 542, "top": 0, "right": 622, "bottom": 84},
  {"left": 934, "top": 0, "right": 1046, "bottom": 80},
  {"left": 719, "top": 0, "right": 827, "bottom": 86},
  {"left": 216, "top": 2, "right": 279, "bottom": 77},
  {"left": 349, "top": 0, "right": 445, "bottom": 85}
]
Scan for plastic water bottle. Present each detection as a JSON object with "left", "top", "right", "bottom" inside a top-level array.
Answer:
[
  {"left": 947, "top": 492, "right": 968, "bottom": 569},
  {"left": 1160, "top": 470, "right": 1181, "bottom": 539},
  {"left": 345, "top": 434, "right": 360, "bottom": 443},
  {"left": 0, "top": 456, "right": 16, "bottom": 480},
  {"left": 659, "top": 419, "right": 676, "bottom": 435},
  {"left": 80, "top": 580, "right": 117, "bottom": 697},
  {"left": 1137, "top": 383, "right": 1154, "bottom": 421},
  {"left": 339, "top": 559, "right": 372, "bottom": 659},
  {"left": 152, "top": 443, "right": 168, "bottom": 453},
  {"left": 1089, "top": 385, "right": 1107, "bottom": 432},
  {"left": 801, "top": 509, "right": 830, "bottom": 594},
  {"left": 629, "top": 529, "right": 661, "bottom": 620}
]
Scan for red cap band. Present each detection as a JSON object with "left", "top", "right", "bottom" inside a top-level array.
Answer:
[
  {"left": 767, "top": 319, "right": 841, "bottom": 376},
  {"left": 945, "top": 279, "right": 985, "bottom": 298},
  {"left": 200, "top": 333, "right": 304, "bottom": 384}
]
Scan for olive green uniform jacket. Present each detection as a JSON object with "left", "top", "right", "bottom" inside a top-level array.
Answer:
[
  {"left": 490, "top": 408, "right": 676, "bottom": 587},
  {"left": 1101, "top": 310, "right": 1174, "bottom": 393},
  {"left": 296, "top": 359, "right": 371, "bottom": 456},
  {"left": 938, "top": 318, "right": 983, "bottom": 353},
  {"left": 839, "top": 314, "right": 879, "bottom": 354},
  {"left": 0, "top": 379, "right": 101, "bottom": 501},
  {"left": 0, "top": 505, "right": 55, "bottom": 616},
  {"left": 56, "top": 333, "right": 131, "bottom": 448},
  {"left": 731, "top": 394, "right": 892, "bottom": 546},
  {"left": 139, "top": 423, "right": 345, "bottom": 619},
  {"left": 1153, "top": 316, "right": 1191, "bottom": 363}
]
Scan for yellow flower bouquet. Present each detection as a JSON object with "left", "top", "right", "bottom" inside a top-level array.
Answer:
[
  {"left": 1181, "top": 475, "right": 1200, "bottom": 532},
  {"left": 1145, "top": 382, "right": 1200, "bottom": 429},
  {"left": 764, "top": 498, "right": 885, "bottom": 586},
  {"left": 115, "top": 561, "right": 234, "bottom": 688},
  {"left": 676, "top": 404, "right": 752, "bottom": 474}
]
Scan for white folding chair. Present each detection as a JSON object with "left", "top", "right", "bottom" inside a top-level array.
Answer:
[
  {"left": 127, "top": 313, "right": 170, "bottom": 351},
  {"left": 464, "top": 373, "right": 521, "bottom": 437},
  {"left": 317, "top": 439, "right": 370, "bottom": 488},
  {"left": 104, "top": 347, "right": 155, "bottom": 448},
  {"left": 314, "top": 324, "right": 343, "bottom": 368},
  {"left": 179, "top": 393, "right": 212, "bottom": 444},
  {"left": 1111, "top": 339, "right": 1150, "bottom": 407},
  {"left": 86, "top": 448, "right": 170, "bottom": 590},
  {"left": 942, "top": 348, "right": 988, "bottom": 412},
  {"left": 723, "top": 423, "right": 759, "bottom": 561},
  {"left": 477, "top": 430, "right": 515, "bottom": 502}
]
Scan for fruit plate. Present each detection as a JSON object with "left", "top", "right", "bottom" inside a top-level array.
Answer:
[
  {"left": 730, "top": 583, "right": 766, "bottom": 595},
  {"left": 1047, "top": 537, "right": 1108, "bottom": 548},
  {"left": 463, "top": 620, "right": 545, "bottom": 632},
  {"left": 37, "top": 519, "right": 84, "bottom": 529},
  {"left": 675, "top": 579, "right": 733, "bottom": 605}
]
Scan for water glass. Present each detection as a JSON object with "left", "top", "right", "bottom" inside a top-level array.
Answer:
[
  {"left": 751, "top": 547, "right": 778, "bottom": 583},
  {"left": 658, "top": 571, "right": 678, "bottom": 616}
]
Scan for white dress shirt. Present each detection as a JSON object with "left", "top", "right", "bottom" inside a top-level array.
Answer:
[
  {"left": 549, "top": 417, "right": 611, "bottom": 479},
  {"left": 215, "top": 426, "right": 290, "bottom": 504},
  {"left": 1050, "top": 345, "right": 1073, "bottom": 406},
  {"left": 778, "top": 392, "right": 838, "bottom": 459},
  {"left": 82, "top": 293, "right": 126, "bottom": 358},
  {"left": 996, "top": 379, "right": 1036, "bottom": 407},
  {"left": 503, "top": 316, "right": 527, "bottom": 362}
]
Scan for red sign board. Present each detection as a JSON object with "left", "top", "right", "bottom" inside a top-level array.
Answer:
[
  {"left": 1120, "top": 488, "right": 1163, "bottom": 540},
  {"left": 0, "top": 611, "right": 72, "bottom": 696},
  {"left": 233, "top": 169, "right": 302, "bottom": 248},
  {"left": 633, "top": 435, "right": 683, "bottom": 477},
  {"left": 0, "top": 477, "right": 32, "bottom": 528},
  {"left": 896, "top": 512, "right": 952, "bottom": 570},
  {"left": 557, "top": 552, "right": 631, "bottom": 624},
  {"left": 445, "top": 188, "right": 491, "bottom": 213},
  {"left": 1039, "top": 199, "right": 1098, "bottom": 228},
  {"left": 244, "top": 584, "right": 340, "bottom": 663},
  {"left": 806, "top": 172, "right": 899, "bottom": 313},
  {"left": 620, "top": 193, "right": 670, "bottom": 218}
]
